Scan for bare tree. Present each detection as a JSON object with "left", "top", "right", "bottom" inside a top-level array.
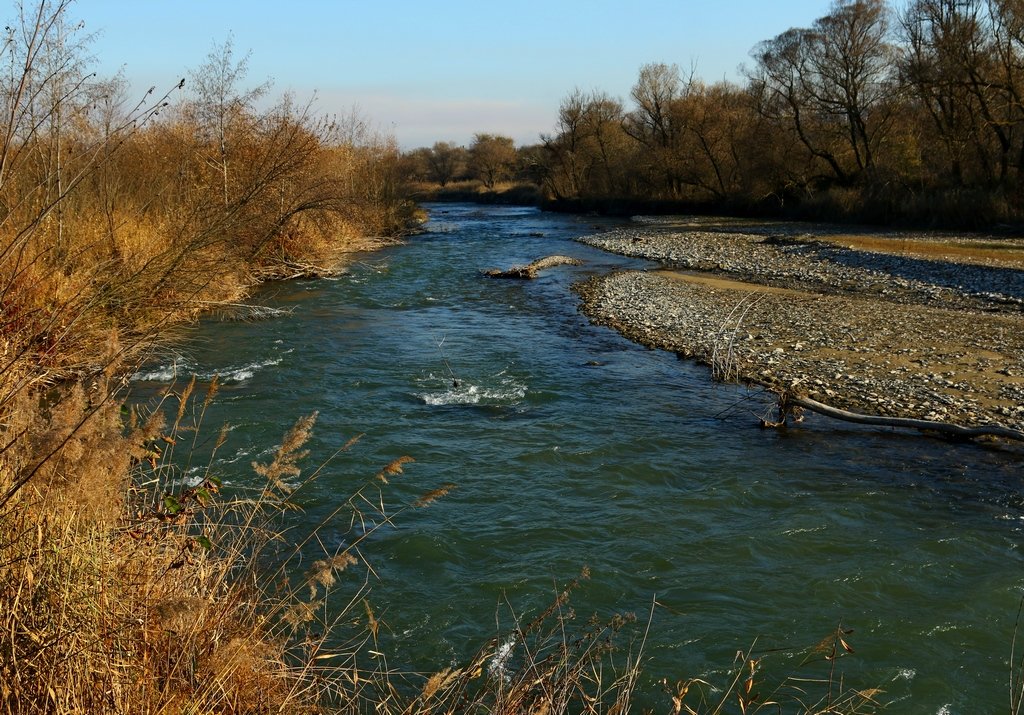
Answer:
[
  {"left": 810, "top": 0, "right": 896, "bottom": 175},
  {"left": 581, "top": 90, "right": 628, "bottom": 196},
  {"left": 187, "top": 35, "right": 269, "bottom": 207},
  {"left": 899, "top": 0, "right": 986, "bottom": 183},
  {"left": 624, "top": 63, "right": 682, "bottom": 150},
  {"left": 468, "top": 133, "right": 516, "bottom": 189},
  {"left": 426, "top": 141, "right": 463, "bottom": 186},
  {"left": 989, "top": 0, "right": 1024, "bottom": 178},
  {"left": 623, "top": 63, "right": 687, "bottom": 196},
  {"left": 675, "top": 81, "right": 750, "bottom": 199},
  {"left": 901, "top": 0, "right": 1024, "bottom": 185},
  {"left": 541, "top": 89, "right": 596, "bottom": 198},
  {"left": 751, "top": 0, "right": 896, "bottom": 185}
]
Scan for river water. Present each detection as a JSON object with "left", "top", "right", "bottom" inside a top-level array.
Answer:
[{"left": 133, "top": 204, "right": 1024, "bottom": 713}]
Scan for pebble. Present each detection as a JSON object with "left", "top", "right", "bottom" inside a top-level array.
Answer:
[{"left": 574, "top": 220, "right": 1024, "bottom": 435}]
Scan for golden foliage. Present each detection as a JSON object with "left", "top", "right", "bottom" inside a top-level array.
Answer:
[{"left": 0, "top": 2, "right": 416, "bottom": 712}]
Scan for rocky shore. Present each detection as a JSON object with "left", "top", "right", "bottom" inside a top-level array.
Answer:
[{"left": 575, "top": 217, "right": 1024, "bottom": 439}]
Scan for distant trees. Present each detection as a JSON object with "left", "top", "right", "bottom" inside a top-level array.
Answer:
[
  {"left": 401, "top": 142, "right": 468, "bottom": 186},
  {"left": 401, "top": 135, "right": 518, "bottom": 190},
  {"left": 401, "top": 0, "right": 1024, "bottom": 225},
  {"left": 527, "top": 0, "right": 1024, "bottom": 225},
  {"left": 425, "top": 141, "right": 466, "bottom": 186},
  {"left": 468, "top": 133, "right": 517, "bottom": 189},
  {"left": 541, "top": 89, "right": 631, "bottom": 200}
]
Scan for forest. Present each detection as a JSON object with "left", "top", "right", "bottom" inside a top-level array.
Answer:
[{"left": 405, "top": 0, "right": 1024, "bottom": 227}]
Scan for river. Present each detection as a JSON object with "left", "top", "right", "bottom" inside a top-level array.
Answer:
[{"left": 132, "top": 203, "right": 1024, "bottom": 713}]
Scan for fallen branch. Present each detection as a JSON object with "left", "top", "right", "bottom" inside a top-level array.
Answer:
[
  {"left": 777, "top": 393, "right": 1024, "bottom": 443},
  {"left": 484, "top": 255, "right": 582, "bottom": 279},
  {"left": 255, "top": 258, "right": 349, "bottom": 280}
]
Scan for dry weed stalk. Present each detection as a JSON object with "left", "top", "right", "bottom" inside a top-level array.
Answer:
[
  {"left": 663, "top": 624, "right": 884, "bottom": 715},
  {"left": 398, "top": 570, "right": 649, "bottom": 715},
  {"left": 1011, "top": 599, "right": 1024, "bottom": 715},
  {"left": 710, "top": 293, "right": 764, "bottom": 384}
]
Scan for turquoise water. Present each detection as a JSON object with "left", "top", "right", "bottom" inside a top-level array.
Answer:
[{"left": 132, "top": 204, "right": 1024, "bottom": 713}]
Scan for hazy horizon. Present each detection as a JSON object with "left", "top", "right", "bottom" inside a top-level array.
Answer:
[{"left": 77, "top": 0, "right": 833, "bottom": 149}]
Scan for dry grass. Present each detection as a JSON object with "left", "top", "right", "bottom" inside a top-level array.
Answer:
[
  {"left": 821, "top": 234, "right": 1024, "bottom": 268},
  {"left": 0, "top": 3, "right": 418, "bottom": 711},
  {"left": 0, "top": 373, "right": 447, "bottom": 714},
  {"left": 0, "top": 379, "right": 304, "bottom": 714}
]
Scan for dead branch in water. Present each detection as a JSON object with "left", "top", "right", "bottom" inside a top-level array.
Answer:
[
  {"left": 764, "top": 391, "right": 1024, "bottom": 443},
  {"left": 483, "top": 255, "right": 582, "bottom": 279}
]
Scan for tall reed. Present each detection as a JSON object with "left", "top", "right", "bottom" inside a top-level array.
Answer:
[{"left": 0, "top": 2, "right": 415, "bottom": 711}]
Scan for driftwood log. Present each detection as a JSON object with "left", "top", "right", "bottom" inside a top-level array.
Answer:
[
  {"left": 765, "top": 391, "right": 1024, "bottom": 443},
  {"left": 484, "top": 255, "right": 582, "bottom": 279}
]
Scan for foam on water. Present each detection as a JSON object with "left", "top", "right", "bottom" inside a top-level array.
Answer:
[
  {"left": 416, "top": 371, "right": 526, "bottom": 406},
  {"left": 220, "top": 446, "right": 255, "bottom": 465},
  {"left": 132, "top": 355, "right": 286, "bottom": 384},
  {"left": 488, "top": 636, "right": 516, "bottom": 680},
  {"left": 781, "top": 525, "right": 827, "bottom": 536},
  {"left": 181, "top": 467, "right": 209, "bottom": 489},
  {"left": 131, "top": 359, "right": 194, "bottom": 382},
  {"left": 212, "top": 356, "right": 282, "bottom": 383},
  {"left": 895, "top": 668, "right": 916, "bottom": 681}
]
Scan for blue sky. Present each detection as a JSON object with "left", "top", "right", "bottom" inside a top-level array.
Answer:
[{"left": 73, "top": 0, "right": 833, "bottom": 148}]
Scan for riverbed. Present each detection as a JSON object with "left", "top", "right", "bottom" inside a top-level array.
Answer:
[{"left": 132, "top": 204, "right": 1024, "bottom": 714}]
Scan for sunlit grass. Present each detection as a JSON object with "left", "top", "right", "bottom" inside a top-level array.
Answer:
[{"left": 822, "top": 234, "right": 1024, "bottom": 268}]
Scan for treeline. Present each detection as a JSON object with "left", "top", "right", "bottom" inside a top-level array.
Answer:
[
  {"left": 540, "top": 0, "right": 1024, "bottom": 225},
  {"left": 409, "top": 0, "right": 1024, "bottom": 227},
  {"left": 401, "top": 133, "right": 544, "bottom": 203},
  {"left": 403, "top": 134, "right": 518, "bottom": 189},
  {"left": 0, "top": 2, "right": 415, "bottom": 711}
]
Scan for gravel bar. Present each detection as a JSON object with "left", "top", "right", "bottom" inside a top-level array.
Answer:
[{"left": 575, "top": 219, "right": 1024, "bottom": 438}]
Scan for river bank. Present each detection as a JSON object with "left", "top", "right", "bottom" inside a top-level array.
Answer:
[{"left": 575, "top": 216, "right": 1024, "bottom": 440}]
